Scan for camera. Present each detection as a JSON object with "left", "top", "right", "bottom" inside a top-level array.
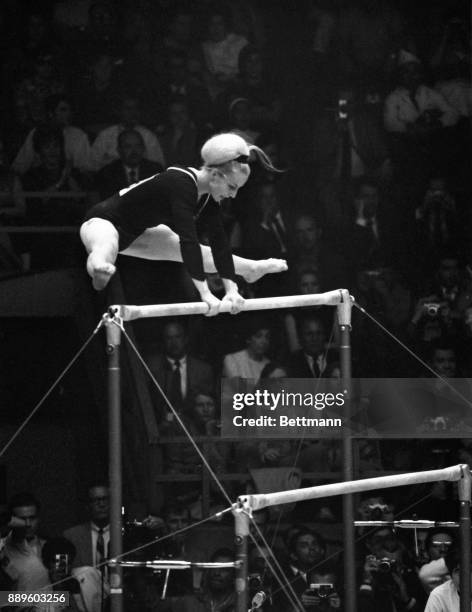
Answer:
[
  {"left": 365, "top": 502, "right": 390, "bottom": 520},
  {"left": 337, "top": 99, "right": 348, "bottom": 121},
  {"left": 54, "top": 553, "right": 70, "bottom": 574},
  {"left": 367, "top": 555, "right": 396, "bottom": 574},
  {"left": 308, "top": 583, "right": 335, "bottom": 598},
  {"left": 423, "top": 302, "right": 442, "bottom": 317},
  {"left": 248, "top": 573, "right": 264, "bottom": 591}
]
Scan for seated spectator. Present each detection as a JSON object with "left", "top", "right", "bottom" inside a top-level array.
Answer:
[
  {"left": 418, "top": 529, "right": 455, "bottom": 594},
  {"left": 2, "top": 492, "right": 51, "bottom": 592},
  {"left": 290, "top": 212, "right": 348, "bottom": 290},
  {"left": 222, "top": 316, "right": 271, "bottom": 379},
  {"left": 12, "top": 94, "right": 93, "bottom": 176},
  {"left": 384, "top": 51, "right": 459, "bottom": 135},
  {"left": 286, "top": 313, "right": 337, "bottom": 378},
  {"left": 163, "top": 389, "right": 229, "bottom": 477},
  {"left": 70, "top": 52, "right": 124, "bottom": 138},
  {"left": 229, "top": 45, "right": 282, "bottom": 132},
  {"left": 227, "top": 96, "right": 260, "bottom": 144},
  {"left": 42, "top": 537, "right": 83, "bottom": 611},
  {"left": 162, "top": 548, "right": 235, "bottom": 611},
  {"left": 91, "top": 95, "right": 166, "bottom": 170},
  {"left": 273, "top": 527, "right": 327, "bottom": 610},
  {"left": 284, "top": 266, "right": 323, "bottom": 353},
  {"left": 414, "top": 177, "right": 459, "bottom": 263},
  {"left": 144, "top": 319, "right": 215, "bottom": 421},
  {"left": 0, "top": 139, "right": 25, "bottom": 220},
  {"left": 19, "top": 125, "right": 87, "bottom": 225},
  {"left": 95, "top": 128, "right": 163, "bottom": 199},
  {"left": 358, "top": 530, "right": 425, "bottom": 612},
  {"left": 304, "top": 562, "right": 343, "bottom": 611},
  {"left": 200, "top": 5, "right": 248, "bottom": 100},
  {"left": 13, "top": 52, "right": 65, "bottom": 128},
  {"left": 345, "top": 177, "right": 402, "bottom": 282},
  {"left": 414, "top": 252, "right": 469, "bottom": 333},
  {"left": 159, "top": 97, "right": 199, "bottom": 168},
  {"left": 384, "top": 50, "right": 459, "bottom": 186},
  {"left": 424, "top": 548, "right": 462, "bottom": 612},
  {"left": 242, "top": 180, "right": 291, "bottom": 261},
  {"left": 144, "top": 49, "right": 214, "bottom": 131}
]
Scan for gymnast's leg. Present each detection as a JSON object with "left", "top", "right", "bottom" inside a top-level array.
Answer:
[
  {"left": 121, "top": 225, "right": 288, "bottom": 282},
  {"left": 80, "top": 218, "right": 120, "bottom": 290}
]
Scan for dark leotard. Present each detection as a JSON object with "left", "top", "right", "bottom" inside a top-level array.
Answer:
[{"left": 84, "top": 166, "right": 236, "bottom": 281}]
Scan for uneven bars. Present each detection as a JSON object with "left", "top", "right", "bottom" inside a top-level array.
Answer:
[
  {"left": 239, "top": 464, "right": 467, "bottom": 511},
  {"left": 110, "top": 289, "right": 349, "bottom": 321}
]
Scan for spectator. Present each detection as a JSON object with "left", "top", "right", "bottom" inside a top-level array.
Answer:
[
  {"left": 222, "top": 316, "right": 271, "bottom": 379},
  {"left": 145, "top": 320, "right": 215, "bottom": 420},
  {"left": 13, "top": 52, "right": 65, "bottom": 128},
  {"left": 274, "top": 527, "right": 327, "bottom": 610},
  {"left": 384, "top": 50, "right": 459, "bottom": 191},
  {"left": 19, "top": 125, "right": 86, "bottom": 225},
  {"left": 290, "top": 212, "right": 348, "bottom": 290},
  {"left": 358, "top": 531, "right": 425, "bottom": 612},
  {"left": 91, "top": 95, "right": 166, "bottom": 170},
  {"left": 12, "top": 94, "right": 93, "bottom": 175},
  {"left": 71, "top": 52, "right": 124, "bottom": 138},
  {"left": 201, "top": 5, "right": 248, "bottom": 99},
  {"left": 95, "top": 128, "right": 163, "bottom": 199},
  {"left": 286, "top": 314, "right": 336, "bottom": 378},
  {"left": 159, "top": 97, "right": 199, "bottom": 168},
  {"left": 424, "top": 548, "right": 462, "bottom": 612},
  {"left": 227, "top": 97, "right": 260, "bottom": 144},
  {"left": 345, "top": 177, "right": 402, "bottom": 279},
  {"left": 418, "top": 529, "right": 455, "bottom": 594},
  {"left": 414, "top": 177, "right": 459, "bottom": 262},
  {"left": 145, "top": 49, "right": 214, "bottom": 131},
  {"left": 164, "top": 390, "right": 229, "bottom": 477},
  {"left": 304, "top": 562, "right": 343, "bottom": 611},
  {"left": 163, "top": 547, "right": 235, "bottom": 612},
  {"left": 42, "top": 537, "right": 83, "bottom": 612},
  {"left": 2, "top": 492, "right": 51, "bottom": 592}
]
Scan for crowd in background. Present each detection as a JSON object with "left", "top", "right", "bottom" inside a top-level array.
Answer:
[{"left": 0, "top": 0, "right": 471, "bottom": 610}]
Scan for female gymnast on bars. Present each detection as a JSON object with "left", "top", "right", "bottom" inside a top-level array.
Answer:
[{"left": 80, "top": 133, "right": 287, "bottom": 315}]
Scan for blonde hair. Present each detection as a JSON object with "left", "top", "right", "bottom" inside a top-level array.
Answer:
[{"left": 200, "top": 132, "right": 282, "bottom": 173}]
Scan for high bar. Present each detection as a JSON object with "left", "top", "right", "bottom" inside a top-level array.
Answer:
[
  {"left": 110, "top": 289, "right": 350, "bottom": 321},
  {"left": 238, "top": 464, "right": 468, "bottom": 511}
]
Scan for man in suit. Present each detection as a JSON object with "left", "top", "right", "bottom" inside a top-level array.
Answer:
[
  {"left": 95, "top": 128, "right": 163, "bottom": 199},
  {"left": 63, "top": 483, "right": 110, "bottom": 570},
  {"left": 287, "top": 313, "right": 336, "bottom": 377},
  {"left": 273, "top": 527, "right": 327, "bottom": 611},
  {"left": 145, "top": 320, "right": 215, "bottom": 423}
]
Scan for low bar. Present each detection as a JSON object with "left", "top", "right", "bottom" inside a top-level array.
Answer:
[{"left": 239, "top": 465, "right": 465, "bottom": 511}]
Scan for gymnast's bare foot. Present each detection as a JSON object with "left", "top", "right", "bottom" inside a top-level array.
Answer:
[
  {"left": 243, "top": 258, "right": 288, "bottom": 283},
  {"left": 86, "top": 255, "right": 116, "bottom": 290}
]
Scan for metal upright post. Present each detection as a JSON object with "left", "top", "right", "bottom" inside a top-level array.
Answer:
[
  {"left": 458, "top": 464, "right": 471, "bottom": 612},
  {"left": 337, "top": 291, "right": 356, "bottom": 612},
  {"left": 234, "top": 506, "right": 250, "bottom": 612},
  {"left": 104, "top": 311, "right": 123, "bottom": 612}
]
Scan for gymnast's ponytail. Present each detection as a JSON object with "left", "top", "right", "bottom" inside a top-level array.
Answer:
[{"left": 248, "top": 144, "right": 284, "bottom": 173}]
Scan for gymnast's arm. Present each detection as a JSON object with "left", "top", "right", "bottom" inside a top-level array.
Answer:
[
  {"left": 170, "top": 186, "right": 223, "bottom": 315},
  {"left": 201, "top": 200, "right": 244, "bottom": 314}
]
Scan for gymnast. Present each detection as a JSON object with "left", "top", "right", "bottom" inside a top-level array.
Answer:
[{"left": 80, "top": 133, "right": 287, "bottom": 315}]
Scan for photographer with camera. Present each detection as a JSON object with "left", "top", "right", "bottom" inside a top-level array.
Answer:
[
  {"left": 301, "top": 563, "right": 342, "bottom": 611},
  {"left": 358, "top": 530, "right": 425, "bottom": 612},
  {"left": 41, "top": 537, "right": 83, "bottom": 612}
]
